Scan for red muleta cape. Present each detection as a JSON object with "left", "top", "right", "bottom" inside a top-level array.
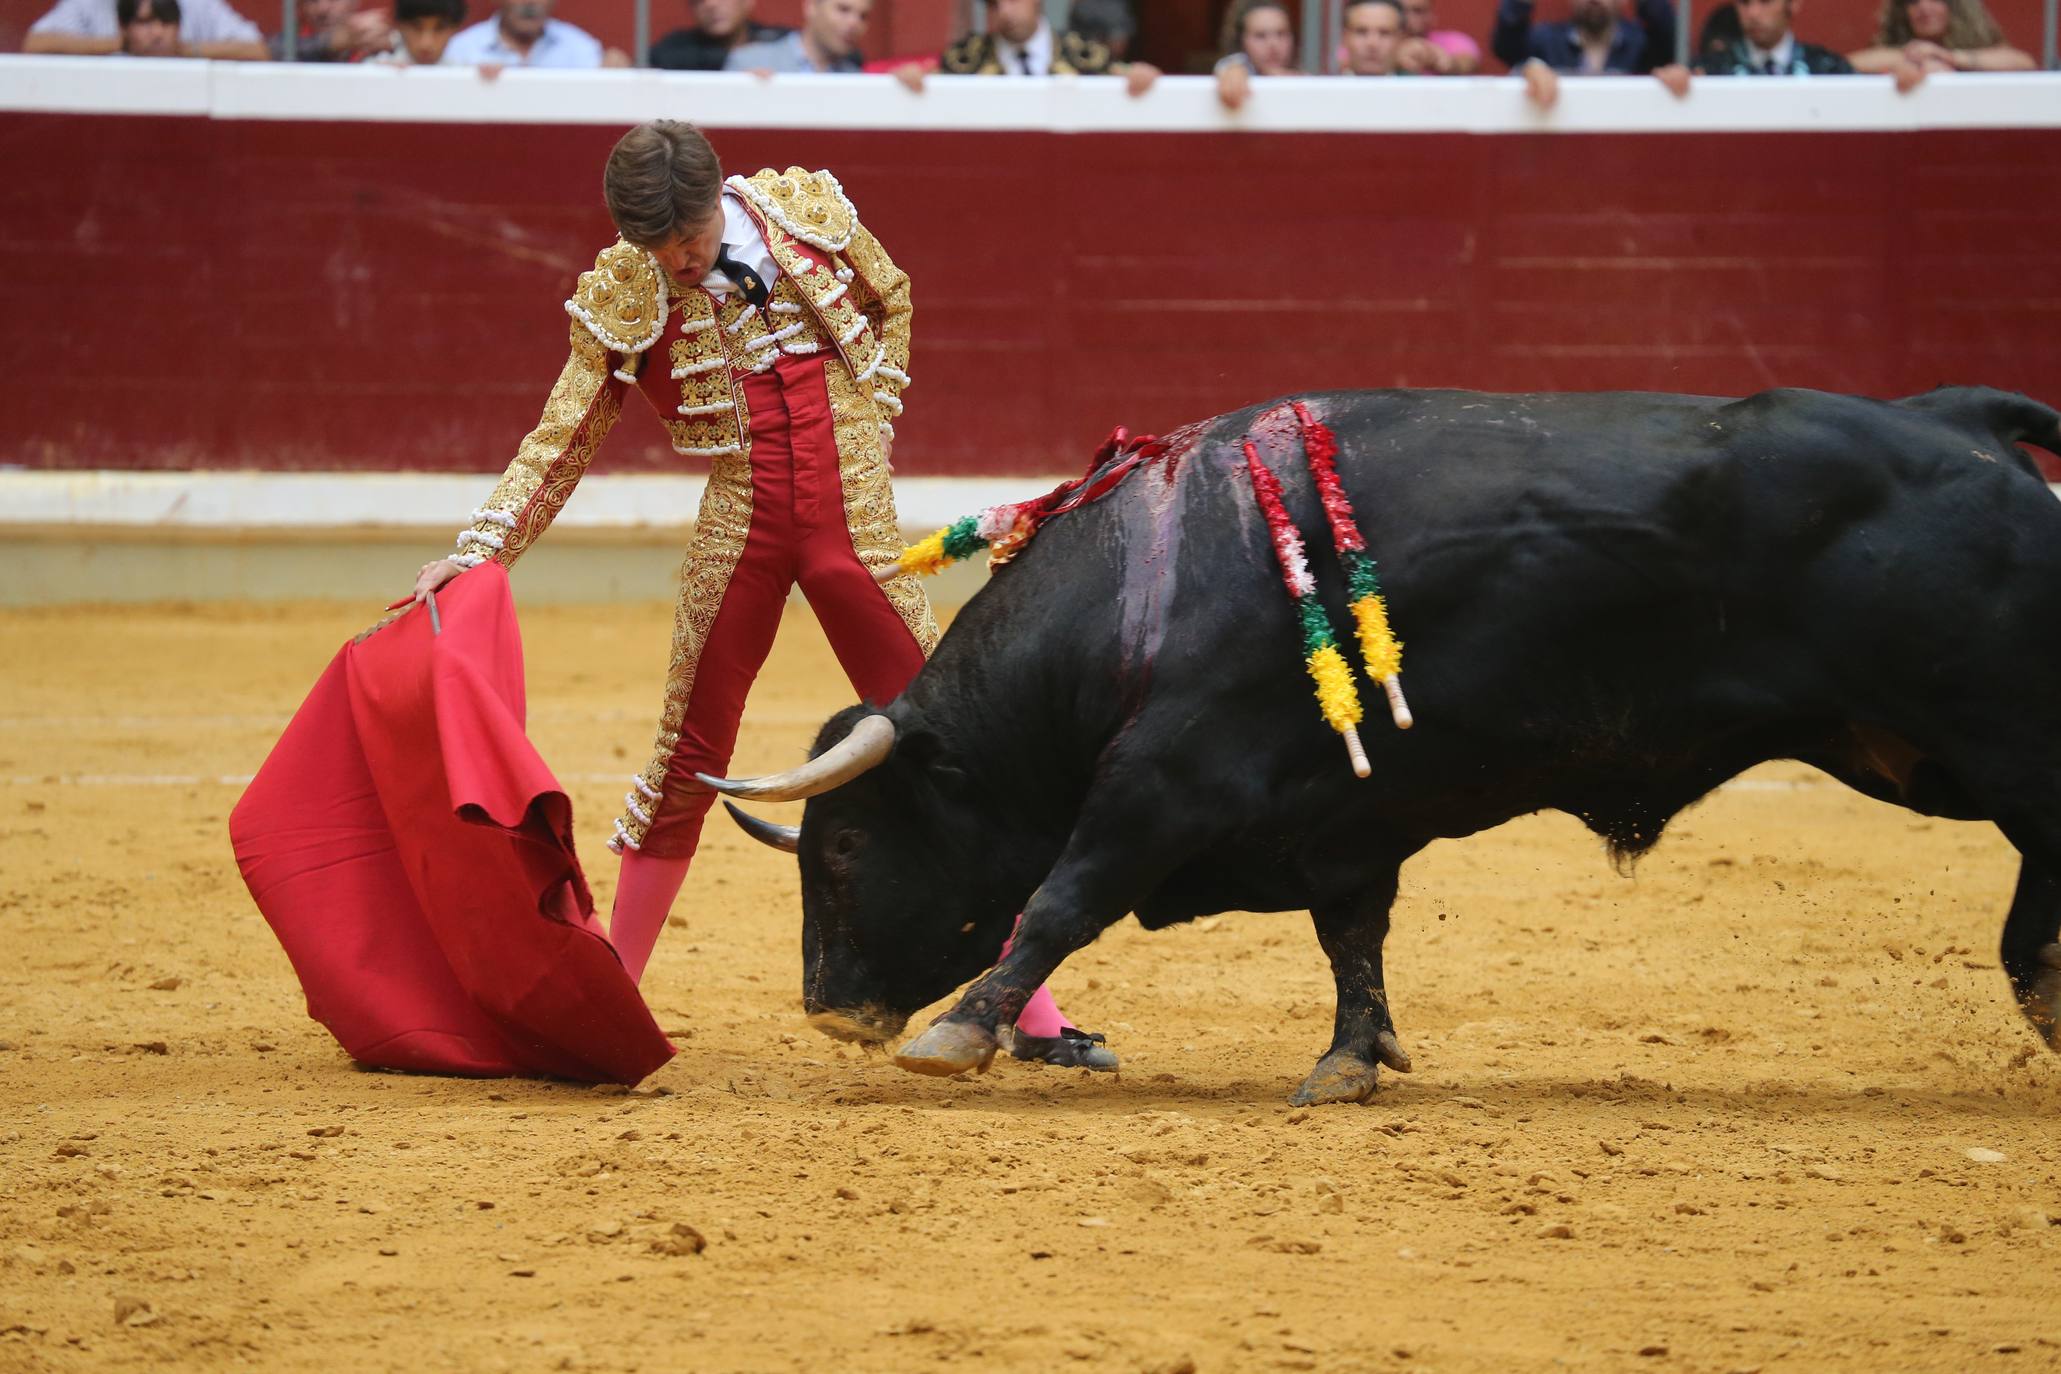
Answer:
[{"left": 229, "top": 563, "right": 674, "bottom": 1084}]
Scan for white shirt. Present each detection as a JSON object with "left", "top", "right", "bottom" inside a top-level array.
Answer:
[
  {"left": 439, "top": 16, "right": 603, "bottom": 68},
  {"left": 29, "top": 0, "right": 259, "bottom": 43},
  {"left": 1746, "top": 33, "right": 1797, "bottom": 73},
  {"left": 698, "top": 192, "right": 779, "bottom": 299},
  {"left": 993, "top": 21, "right": 1055, "bottom": 76}
]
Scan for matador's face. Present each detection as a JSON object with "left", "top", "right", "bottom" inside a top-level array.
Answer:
[{"left": 645, "top": 203, "right": 727, "bottom": 285}]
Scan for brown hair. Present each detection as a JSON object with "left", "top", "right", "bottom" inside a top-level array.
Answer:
[
  {"left": 603, "top": 121, "right": 724, "bottom": 249},
  {"left": 1218, "top": 0, "right": 1292, "bottom": 58},
  {"left": 1875, "top": 0, "right": 2004, "bottom": 48}
]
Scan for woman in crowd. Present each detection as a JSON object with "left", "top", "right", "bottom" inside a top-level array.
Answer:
[
  {"left": 1848, "top": 0, "right": 2034, "bottom": 74},
  {"left": 1215, "top": 0, "right": 1299, "bottom": 108}
]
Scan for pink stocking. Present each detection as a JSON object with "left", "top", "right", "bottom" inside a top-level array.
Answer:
[
  {"left": 609, "top": 850, "right": 692, "bottom": 985},
  {"left": 1001, "top": 916, "right": 1077, "bottom": 1038}
]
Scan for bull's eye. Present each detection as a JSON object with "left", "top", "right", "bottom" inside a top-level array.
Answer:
[{"left": 832, "top": 830, "right": 862, "bottom": 858}]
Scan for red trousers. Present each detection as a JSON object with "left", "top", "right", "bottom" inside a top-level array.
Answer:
[{"left": 637, "top": 354, "right": 925, "bottom": 859}]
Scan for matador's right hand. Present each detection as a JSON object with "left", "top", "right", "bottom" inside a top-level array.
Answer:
[{"left": 391, "top": 557, "right": 464, "bottom": 610}]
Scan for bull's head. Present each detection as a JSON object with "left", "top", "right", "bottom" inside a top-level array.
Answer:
[{"left": 698, "top": 705, "right": 1028, "bottom": 1046}]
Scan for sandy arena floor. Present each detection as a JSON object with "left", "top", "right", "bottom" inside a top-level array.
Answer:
[{"left": 1, "top": 598, "right": 2057, "bottom": 1374}]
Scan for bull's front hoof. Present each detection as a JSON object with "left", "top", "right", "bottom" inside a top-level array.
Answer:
[
  {"left": 1291, "top": 1051, "right": 1383, "bottom": 1107},
  {"left": 2023, "top": 943, "right": 2061, "bottom": 1051},
  {"left": 893, "top": 1020, "right": 998, "bottom": 1078},
  {"left": 807, "top": 1008, "right": 906, "bottom": 1046}
]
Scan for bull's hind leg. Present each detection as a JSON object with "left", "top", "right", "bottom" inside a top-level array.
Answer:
[
  {"left": 2000, "top": 857, "right": 2061, "bottom": 1050},
  {"left": 1294, "top": 872, "right": 1413, "bottom": 1107}
]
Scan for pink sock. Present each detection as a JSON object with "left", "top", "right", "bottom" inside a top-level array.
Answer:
[
  {"left": 609, "top": 851, "right": 692, "bottom": 985},
  {"left": 1001, "top": 917, "right": 1076, "bottom": 1038}
]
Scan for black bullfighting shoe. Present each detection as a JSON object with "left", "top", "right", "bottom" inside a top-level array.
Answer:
[{"left": 1009, "top": 1026, "right": 1119, "bottom": 1072}]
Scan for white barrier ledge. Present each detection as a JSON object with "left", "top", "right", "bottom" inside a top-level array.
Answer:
[
  {"left": 4, "top": 56, "right": 2060, "bottom": 133},
  {"left": 0, "top": 470, "right": 1059, "bottom": 535}
]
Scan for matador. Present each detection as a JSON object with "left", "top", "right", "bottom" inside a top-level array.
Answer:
[{"left": 411, "top": 122, "right": 1115, "bottom": 1070}]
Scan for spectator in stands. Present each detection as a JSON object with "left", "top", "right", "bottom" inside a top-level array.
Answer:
[
  {"left": 652, "top": 0, "right": 791, "bottom": 71},
  {"left": 726, "top": 0, "right": 869, "bottom": 72},
  {"left": 272, "top": 0, "right": 391, "bottom": 60},
  {"left": 116, "top": 0, "right": 179, "bottom": 55},
  {"left": 1398, "top": 0, "right": 1479, "bottom": 73},
  {"left": 1342, "top": 0, "right": 1405, "bottom": 76},
  {"left": 940, "top": 0, "right": 1116, "bottom": 75},
  {"left": 376, "top": 0, "right": 467, "bottom": 64},
  {"left": 24, "top": 0, "right": 265, "bottom": 57},
  {"left": 1696, "top": 0, "right": 1852, "bottom": 74},
  {"left": 1493, "top": 0, "right": 1676, "bottom": 74},
  {"left": 441, "top": 0, "right": 626, "bottom": 67},
  {"left": 1848, "top": 0, "right": 2034, "bottom": 74},
  {"left": 1068, "top": 0, "right": 1137, "bottom": 60},
  {"left": 1214, "top": 0, "right": 1297, "bottom": 108}
]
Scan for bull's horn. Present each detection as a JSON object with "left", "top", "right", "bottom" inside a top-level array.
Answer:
[
  {"left": 695, "top": 713, "right": 897, "bottom": 802},
  {"left": 722, "top": 801, "right": 800, "bottom": 853}
]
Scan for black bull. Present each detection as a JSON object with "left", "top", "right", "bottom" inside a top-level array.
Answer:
[{"left": 710, "top": 386, "right": 2061, "bottom": 1105}]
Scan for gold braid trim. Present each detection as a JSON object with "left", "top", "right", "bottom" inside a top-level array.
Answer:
[
  {"left": 458, "top": 322, "right": 622, "bottom": 569},
  {"left": 840, "top": 219, "right": 912, "bottom": 416},
  {"left": 566, "top": 240, "right": 667, "bottom": 356},
  {"left": 615, "top": 456, "right": 756, "bottom": 851},
  {"left": 822, "top": 359, "right": 939, "bottom": 653},
  {"left": 728, "top": 168, "right": 855, "bottom": 253}
]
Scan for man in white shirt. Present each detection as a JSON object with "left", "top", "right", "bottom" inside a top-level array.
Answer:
[
  {"left": 725, "top": 0, "right": 868, "bottom": 74},
  {"left": 24, "top": 0, "right": 265, "bottom": 58},
  {"left": 439, "top": 0, "right": 625, "bottom": 68}
]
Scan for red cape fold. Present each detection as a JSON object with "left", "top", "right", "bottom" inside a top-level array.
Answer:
[{"left": 229, "top": 563, "right": 674, "bottom": 1084}]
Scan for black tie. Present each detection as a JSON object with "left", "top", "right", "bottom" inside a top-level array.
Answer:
[
  {"left": 714, "top": 244, "right": 768, "bottom": 308},
  {"left": 1018, "top": 48, "right": 1034, "bottom": 75}
]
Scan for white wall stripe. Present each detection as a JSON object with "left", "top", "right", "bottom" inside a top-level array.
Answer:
[{"left": 3, "top": 58, "right": 2058, "bottom": 135}]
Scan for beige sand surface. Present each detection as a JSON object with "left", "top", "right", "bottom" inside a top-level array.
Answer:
[{"left": 1, "top": 600, "right": 2057, "bottom": 1374}]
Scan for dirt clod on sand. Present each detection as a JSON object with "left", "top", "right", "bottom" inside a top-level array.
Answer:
[{"left": 1, "top": 601, "right": 2058, "bottom": 1373}]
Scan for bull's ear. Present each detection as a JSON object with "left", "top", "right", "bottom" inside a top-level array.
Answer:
[{"left": 892, "top": 724, "right": 972, "bottom": 796}]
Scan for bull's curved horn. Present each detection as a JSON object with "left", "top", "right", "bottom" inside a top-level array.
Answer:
[
  {"left": 695, "top": 713, "right": 897, "bottom": 803},
  {"left": 723, "top": 800, "right": 799, "bottom": 853}
]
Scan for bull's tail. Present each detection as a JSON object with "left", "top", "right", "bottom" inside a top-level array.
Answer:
[{"left": 1893, "top": 386, "right": 2061, "bottom": 471}]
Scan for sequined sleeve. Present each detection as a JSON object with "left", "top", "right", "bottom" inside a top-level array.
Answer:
[
  {"left": 450, "top": 322, "right": 625, "bottom": 570},
  {"left": 842, "top": 220, "right": 912, "bottom": 438}
]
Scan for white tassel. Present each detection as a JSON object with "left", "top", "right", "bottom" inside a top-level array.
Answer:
[
  {"left": 674, "top": 441, "right": 744, "bottom": 457},
  {"left": 872, "top": 391, "right": 903, "bottom": 416},
  {"left": 814, "top": 282, "right": 848, "bottom": 309},
  {"left": 834, "top": 266, "right": 854, "bottom": 283},
  {"left": 471, "top": 508, "right": 517, "bottom": 529},
  {"left": 837, "top": 316, "right": 867, "bottom": 346},
  {"left": 680, "top": 316, "right": 716, "bottom": 334},
  {"left": 876, "top": 364, "right": 910, "bottom": 387},
  {"left": 770, "top": 301, "right": 803, "bottom": 315},
  {"left": 878, "top": 421, "right": 896, "bottom": 442},
  {"left": 624, "top": 794, "right": 653, "bottom": 826},
  {"left": 781, "top": 339, "right": 823, "bottom": 356},
  {"left": 671, "top": 356, "right": 725, "bottom": 378},
  {"left": 451, "top": 552, "right": 486, "bottom": 570},
  {"left": 456, "top": 527, "right": 504, "bottom": 552},
  {"left": 725, "top": 309, "right": 754, "bottom": 335},
  {"left": 632, "top": 775, "right": 660, "bottom": 801},
  {"left": 676, "top": 400, "right": 731, "bottom": 416}
]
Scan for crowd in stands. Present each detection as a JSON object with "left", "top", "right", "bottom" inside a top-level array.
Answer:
[{"left": 23, "top": 0, "right": 2045, "bottom": 101}]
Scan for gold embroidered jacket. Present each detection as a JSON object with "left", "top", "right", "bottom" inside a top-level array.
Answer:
[
  {"left": 938, "top": 29, "right": 1116, "bottom": 75},
  {"left": 450, "top": 167, "right": 913, "bottom": 571}
]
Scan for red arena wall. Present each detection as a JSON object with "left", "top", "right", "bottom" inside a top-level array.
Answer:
[{"left": 4, "top": 80, "right": 2059, "bottom": 480}]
